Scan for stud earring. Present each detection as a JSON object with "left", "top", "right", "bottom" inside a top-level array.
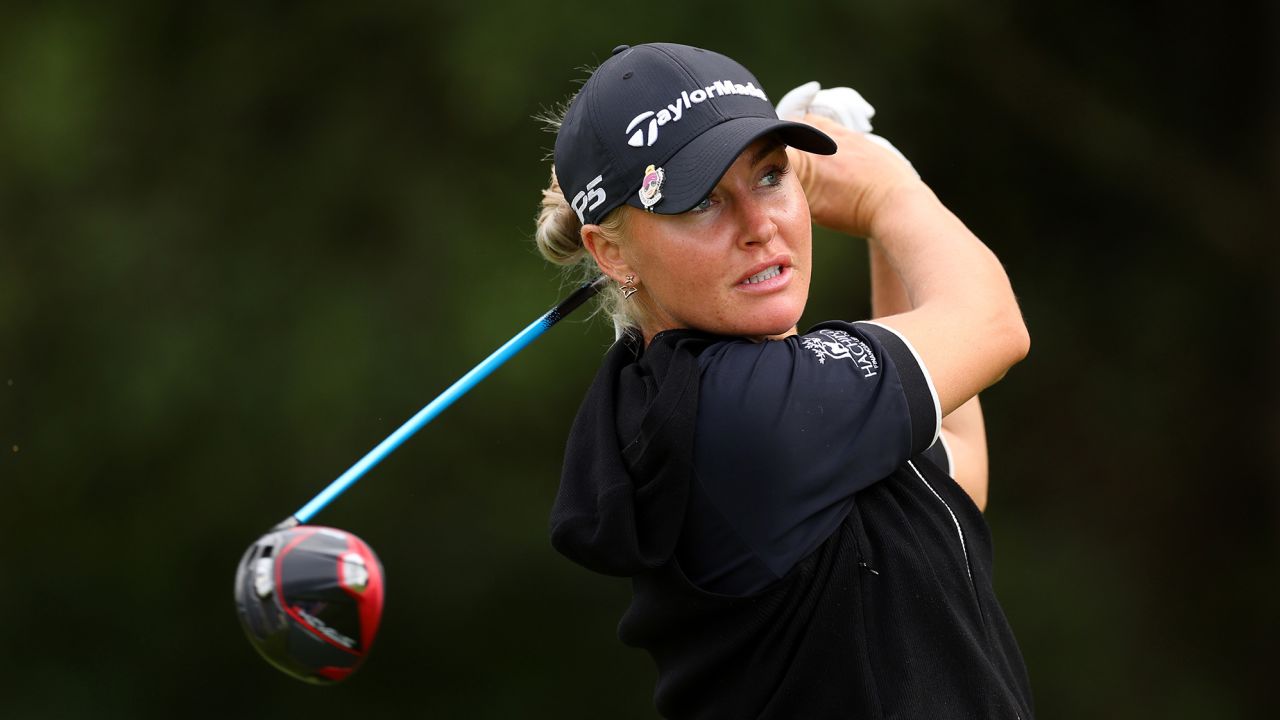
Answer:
[{"left": 620, "top": 274, "right": 638, "bottom": 299}]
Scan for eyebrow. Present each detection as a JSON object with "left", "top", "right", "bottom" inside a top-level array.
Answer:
[{"left": 747, "top": 138, "right": 786, "bottom": 168}]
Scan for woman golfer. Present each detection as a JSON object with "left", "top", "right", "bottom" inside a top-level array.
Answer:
[{"left": 536, "top": 42, "right": 1033, "bottom": 719}]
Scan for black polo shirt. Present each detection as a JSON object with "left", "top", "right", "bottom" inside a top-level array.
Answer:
[
  {"left": 679, "top": 320, "right": 941, "bottom": 595},
  {"left": 551, "top": 321, "right": 1034, "bottom": 718}
]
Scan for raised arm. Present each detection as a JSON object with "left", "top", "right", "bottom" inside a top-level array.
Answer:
[
  {"left": 791, "top": 114, "right": 1029, "bottom": 418},
  {"left": 870, "top": 245, "right": 990, "bottom": 509}
]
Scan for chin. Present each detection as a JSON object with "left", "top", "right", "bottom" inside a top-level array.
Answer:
[{"left": 736, "top": 309, "right": 805, "bottom": 340}]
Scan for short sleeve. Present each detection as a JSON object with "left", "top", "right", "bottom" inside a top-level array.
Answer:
[{"left": 680, "top": 320, "right": 941, "bottom": 593}]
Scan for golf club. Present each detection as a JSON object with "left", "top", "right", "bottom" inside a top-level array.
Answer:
[{"left": 235, "top": 275, "right": 608, "bottom": 684}]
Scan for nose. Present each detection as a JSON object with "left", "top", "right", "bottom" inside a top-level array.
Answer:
[{"left": 734, "top": 195, "right": 778, "bottom": 248}]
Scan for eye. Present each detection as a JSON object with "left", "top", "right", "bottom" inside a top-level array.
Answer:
[
  {"left": 691, "top": 196, "right": 713, "bottom": 213},
  {"left": 758, "top": 165, "right": 789, "bottom": 187}
]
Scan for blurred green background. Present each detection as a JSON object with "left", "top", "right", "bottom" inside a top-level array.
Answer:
[{"left": 2, "top": 1, "right": 1276, "bottom": 717}]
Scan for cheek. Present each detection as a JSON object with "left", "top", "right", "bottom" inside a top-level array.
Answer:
[
  {"left": 630, "top": 226, "right": 718, "bottom": 279},
  {"left": 650, "top": 246, "right": 722, "bottom": 302},
  {"left": 622, "top": 236, "right": 697, "bottom": 304},
  {"left": 785, "top": 185, "right": 813, "bottom": 233},
  {"left": 786, "top": 201, "right": 814, "bottom": 258}
]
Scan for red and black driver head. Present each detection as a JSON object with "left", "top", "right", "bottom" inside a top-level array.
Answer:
[{"left": 234, "top": 525, "right": 385, "bottom": 684}]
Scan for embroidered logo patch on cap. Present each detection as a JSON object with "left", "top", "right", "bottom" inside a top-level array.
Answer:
[{"left": 638, "top": 164, "right": 665, "bottom": 210}]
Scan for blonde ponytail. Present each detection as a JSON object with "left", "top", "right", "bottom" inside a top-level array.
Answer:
[{"left": 533, "top": 166, "right": 644, "bottom": 336}]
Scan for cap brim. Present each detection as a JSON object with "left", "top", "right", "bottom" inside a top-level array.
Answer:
[{"left": 623, "top": 117, "right": 836, "bottom": 215}]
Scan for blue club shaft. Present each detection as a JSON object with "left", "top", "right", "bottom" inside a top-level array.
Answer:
[{"left": 286, "top": 276, "right": 608, "bottom": 526}]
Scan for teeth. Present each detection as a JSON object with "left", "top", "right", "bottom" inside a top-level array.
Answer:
[{"left": 743, "top": 265, "right": 782, "bottom": 284}]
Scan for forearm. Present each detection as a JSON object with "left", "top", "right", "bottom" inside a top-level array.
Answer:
[
  {"left": 868, "top": 242, "right": 911, "bottom": 319},
  {"left": 868, "top": 186, "right": 1016, "bottom": 323},
  {"left": 865, "top": 185, "right": 1028, "bottom": 414}
]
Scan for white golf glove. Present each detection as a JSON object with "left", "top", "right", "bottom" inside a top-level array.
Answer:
[{"left": 776, "top": 81, "right": 916, "bottom": 175}]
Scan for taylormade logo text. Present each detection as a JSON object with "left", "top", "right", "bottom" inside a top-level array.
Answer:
[{"left": 625, "top": 80, "right": 769, "bottom": 147}]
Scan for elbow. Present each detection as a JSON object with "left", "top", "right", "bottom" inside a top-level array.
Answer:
[
  {"left": 989, "top": 305, "right": 1030, "bottom": 376},
  {"left": 1008, "top": 312, "right": 1030, "bottom": 365}
]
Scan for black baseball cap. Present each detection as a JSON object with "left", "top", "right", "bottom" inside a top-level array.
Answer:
[{"left": 554, "top": 43, "right": 836, "bottom": 226}]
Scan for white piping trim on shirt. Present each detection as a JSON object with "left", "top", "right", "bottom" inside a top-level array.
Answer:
[
  {"left": 936, "top": 433, "right": 954, "bottom": 477},
  {"left": 907, "top": 460, "right": 972, "bottom": 583},
  {"left": 860, "top": 321, "right": 942, "bottom": 446}
]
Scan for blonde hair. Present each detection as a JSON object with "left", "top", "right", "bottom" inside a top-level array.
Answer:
[{"left": 534, "top": 102, "right": 647, "bottom": 336}]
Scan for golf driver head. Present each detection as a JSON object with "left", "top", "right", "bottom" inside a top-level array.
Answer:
[{"left": 234, "top": 525, "right": 385, "bottom": 684}]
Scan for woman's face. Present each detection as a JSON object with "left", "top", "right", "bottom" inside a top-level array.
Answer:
[{"left": 618, "top": 138, "right": 813, "bottom": 342}]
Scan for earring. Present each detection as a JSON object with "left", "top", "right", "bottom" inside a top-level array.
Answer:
[{"left": 620, "top": 274, "right": 638, "bottom": 299}]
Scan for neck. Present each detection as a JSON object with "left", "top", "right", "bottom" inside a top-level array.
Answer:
[{"left": 642, "top": 325, "right": 799, "bottom": 348}]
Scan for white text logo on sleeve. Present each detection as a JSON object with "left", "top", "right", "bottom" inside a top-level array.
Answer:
[{"left": 802, "top": 329, "right": 878, "bottom": 378}]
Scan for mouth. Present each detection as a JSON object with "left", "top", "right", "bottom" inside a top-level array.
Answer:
[{"left": 740, "top": 265, "right": 783, "bottom": 285}]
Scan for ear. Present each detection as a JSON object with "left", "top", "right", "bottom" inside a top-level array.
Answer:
[{"left": 581, "top": 223, "right": 633, "bottom": 284}]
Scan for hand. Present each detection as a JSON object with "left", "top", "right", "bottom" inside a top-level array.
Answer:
[
  {"left": 777, "top": 82, "right": 924, "bottom": 236},
  {"left": 776, "top": 81, "right": 916, "bottom": 174},
  {"left": 787, "top": 114, "right": 927, "bottom": 238},
  {"left": 777, "top": 81, "right": 876, "bottom": 132}
]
